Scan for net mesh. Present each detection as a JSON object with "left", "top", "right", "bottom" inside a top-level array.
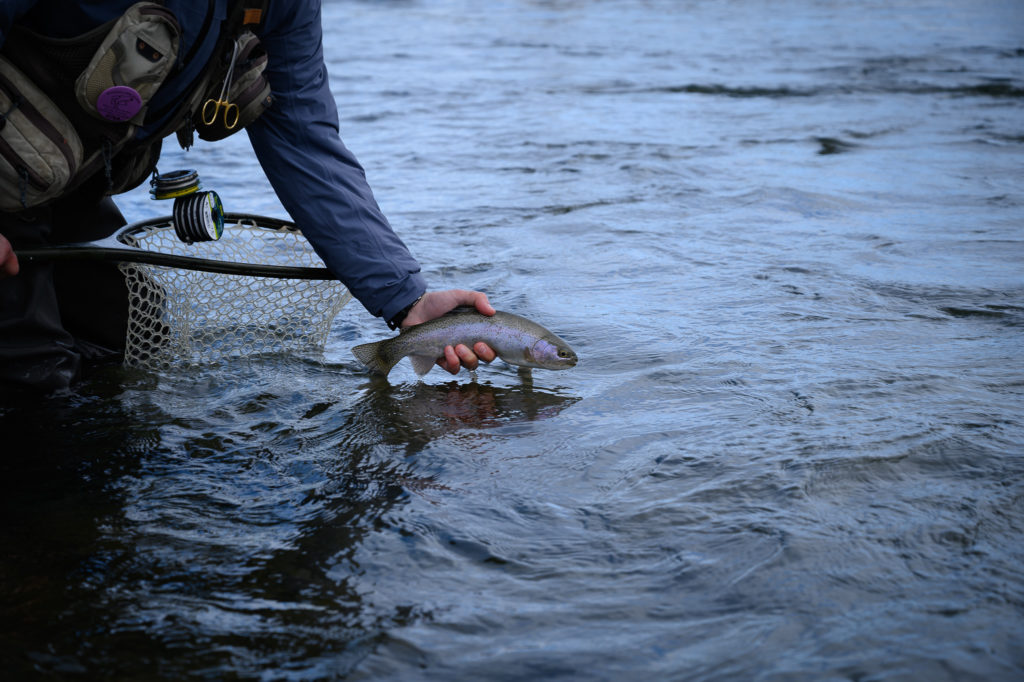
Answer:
[{"left": 117, "top": 214, "right": 351, "bottom": 371}]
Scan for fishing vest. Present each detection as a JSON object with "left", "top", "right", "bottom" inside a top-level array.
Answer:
[{"left": 0, "top": 0, "right": 272, "bottom": 212}]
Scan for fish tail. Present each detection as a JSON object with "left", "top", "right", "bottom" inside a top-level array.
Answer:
[{"left": 352, "top": 341, "right": 400, "bottom": 375}]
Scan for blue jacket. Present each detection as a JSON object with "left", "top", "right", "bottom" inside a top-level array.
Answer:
[{"left": 0, "top": 0, "right": 427, "bottom": 324}]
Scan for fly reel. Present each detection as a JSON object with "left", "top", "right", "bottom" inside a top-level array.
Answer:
[{"left": 150, "top": 169, "right": 225, "bottom": 244}]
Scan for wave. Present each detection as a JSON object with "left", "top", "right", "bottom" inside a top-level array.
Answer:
[{"left": 583, "top": 81, "right": 1024, "bottom": 99}]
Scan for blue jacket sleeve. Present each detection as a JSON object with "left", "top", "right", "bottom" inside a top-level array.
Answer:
[{"left": 246, "top": 0, "right": 426, "bottom": 323}]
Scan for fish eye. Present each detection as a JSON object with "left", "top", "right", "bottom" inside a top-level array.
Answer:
[{"left": 558, "top": 349, "right": 571, "bottom": 358}]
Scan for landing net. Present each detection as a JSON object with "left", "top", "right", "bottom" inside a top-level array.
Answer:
[{"left": 117, "top": 213, "right": 351, "bottom": 371}]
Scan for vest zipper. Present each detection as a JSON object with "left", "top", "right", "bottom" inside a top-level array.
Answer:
[{"left": 139, "top": 5, "right": 183, "bottom": 41}]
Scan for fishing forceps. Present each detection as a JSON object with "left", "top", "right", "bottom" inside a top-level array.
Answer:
[{"left": 201, "top": 39, "right": 241, "bottom": 129}]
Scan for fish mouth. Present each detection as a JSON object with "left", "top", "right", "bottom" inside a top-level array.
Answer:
[{"left": 550, "top": 352, "right": 577, "bottom": 369}]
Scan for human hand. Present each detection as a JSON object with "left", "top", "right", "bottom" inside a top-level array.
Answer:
[
  {"left": 402, "top": 289, "right": 498, "bottom": 374},
  {"left": 0, "top": 234, "right": 19, "bottom": 278}
]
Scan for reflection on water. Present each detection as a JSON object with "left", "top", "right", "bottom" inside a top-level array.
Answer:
[{"left": 355, "top": 378, "right": 582, "bottom": 455}]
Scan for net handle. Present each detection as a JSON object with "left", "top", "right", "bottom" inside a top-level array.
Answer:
[{"left": 14, "top": 213, "right": 337, "bottom": 280}]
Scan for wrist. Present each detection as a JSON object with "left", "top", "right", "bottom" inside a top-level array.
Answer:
[{"left": 387, "top": 293, "right": 424, "bottom": 330}]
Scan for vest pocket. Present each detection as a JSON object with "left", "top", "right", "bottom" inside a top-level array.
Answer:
[
  {"left": 195, "top": 31, "right": 273, "bottom": 142},
  {"left": 0, "top": 57, "right": 84, "bottom": 211},
  {"left": 75, "top": 2, "right": 181, "bottom": 125}
]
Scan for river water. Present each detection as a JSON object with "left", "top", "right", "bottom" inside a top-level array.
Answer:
[{"left": 3, "top": 0, "right": 1023, "bottom": 679}]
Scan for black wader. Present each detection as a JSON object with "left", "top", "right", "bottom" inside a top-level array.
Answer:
[{"left": 0, "top": 191, "right": 128, "bottom": 394}]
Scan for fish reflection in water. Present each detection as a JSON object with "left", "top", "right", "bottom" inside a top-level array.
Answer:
[{"left": 349, "top": 378, "right": 582, "bottom": 457}]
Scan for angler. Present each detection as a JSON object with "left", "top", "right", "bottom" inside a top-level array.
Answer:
[{"left": 0, "top": 1, "right": 494, "bottom": 393}]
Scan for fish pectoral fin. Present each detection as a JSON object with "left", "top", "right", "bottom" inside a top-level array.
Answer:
[{"left": 409, "top": 354, "right": 437, "bottom": 376}]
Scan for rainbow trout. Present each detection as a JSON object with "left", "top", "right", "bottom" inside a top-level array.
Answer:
[{"left": 352, "top": 308, "right": 578, "bottom": 377}]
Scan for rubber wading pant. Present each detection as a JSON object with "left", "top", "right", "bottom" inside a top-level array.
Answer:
[{"left": 0, "top": 193, "right": 129, "bottom": 394}]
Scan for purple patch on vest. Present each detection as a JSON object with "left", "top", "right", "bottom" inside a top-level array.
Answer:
[{"left": 96, "top": 86, "right": 143, "bottom": 122}]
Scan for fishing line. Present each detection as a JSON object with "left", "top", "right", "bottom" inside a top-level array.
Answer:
[
  {"left": 149, "top": 168, "right": 202, "bottom": 200},
  {"left": 172, "top": 189, "right": 224, "bottom": 243}
]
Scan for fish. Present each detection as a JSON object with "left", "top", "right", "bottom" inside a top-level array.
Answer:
[{"left": 352, "top": 308, "right": 578, "bottom": 377}]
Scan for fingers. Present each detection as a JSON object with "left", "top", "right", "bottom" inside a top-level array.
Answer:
[
  {"left": 433, "top": 289, "right": 495, "bottom": 316},
  {"left": 462, "top": 290, "right": 495, "bottom": 316},
  {"left": 0, "top": 234, "right": 19, "bottom": 279},
  {"left": 436, "top": 345, "right": 463, "bottom": 375},
  {"left": 396, "top": 288, "right": 496, "bottom": 375},
  {"left": 402, "top": 289, "right": 495, "bottom": 328},
  {"left": 473, "top": 342, "right": 497, "bottom": 364},
  {"left": 436, "top": 343, "right": 495, "bottom": 375}
]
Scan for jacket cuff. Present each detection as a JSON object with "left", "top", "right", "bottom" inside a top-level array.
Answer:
[{"left": 378, "top": 273, "right": 427, "bottom": 326}]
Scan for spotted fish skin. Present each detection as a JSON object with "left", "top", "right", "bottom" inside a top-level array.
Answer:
[{"left": 352, "top": 308, "right": 578, "bottom": 376}]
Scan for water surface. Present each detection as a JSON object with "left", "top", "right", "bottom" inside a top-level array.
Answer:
[{"left": 3, "top": 0, "right": 1023, "bottom": 679}]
